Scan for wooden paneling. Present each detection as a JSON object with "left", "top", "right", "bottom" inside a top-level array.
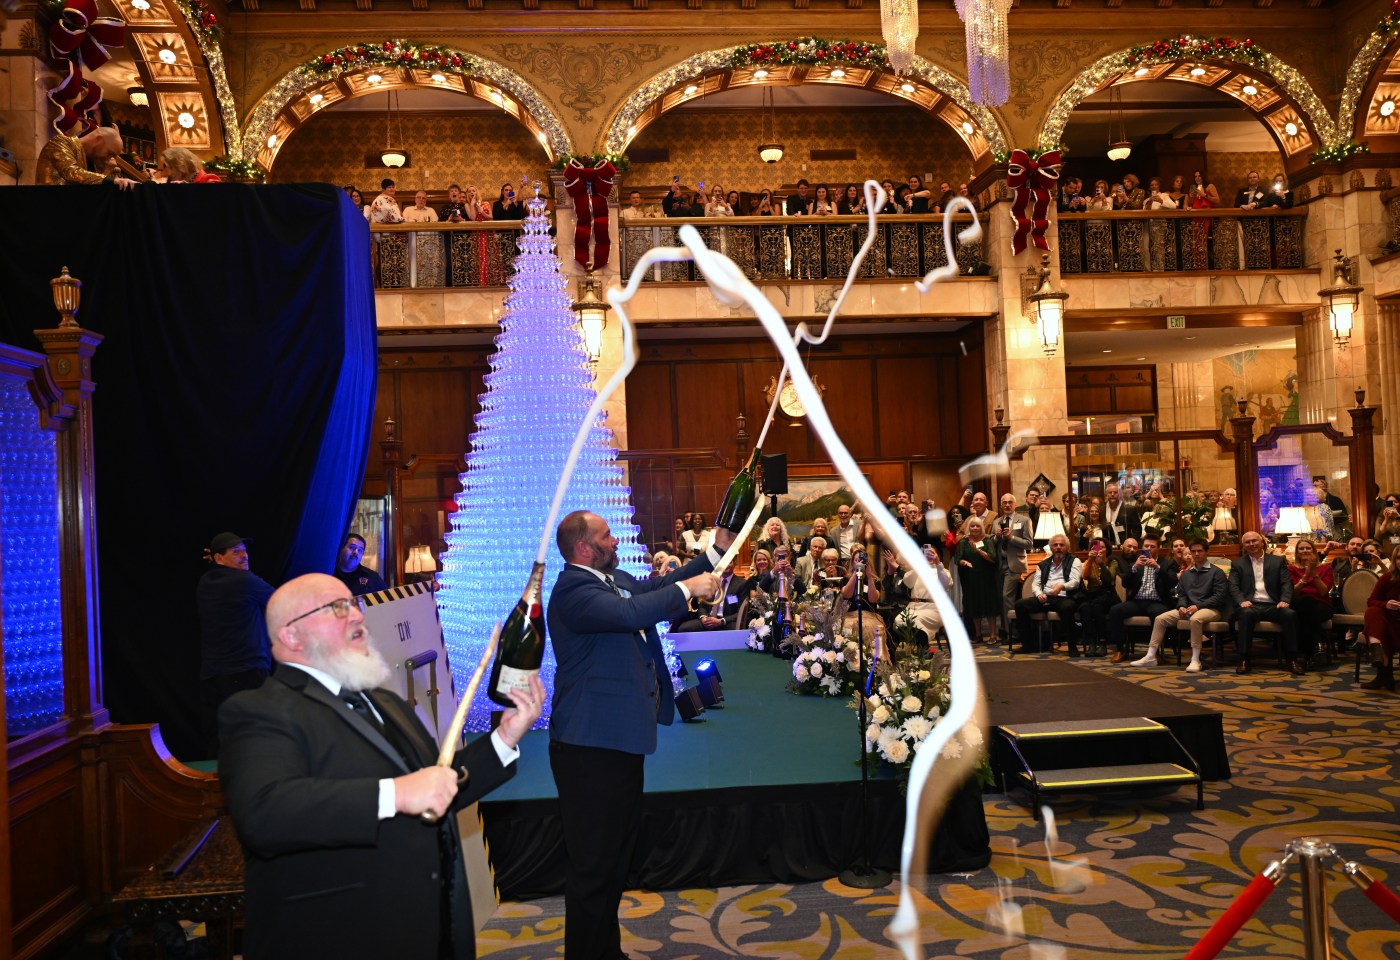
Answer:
[
  {"left": 9, "top": 747, "right": 85, "bottom": 960},
  {"left": 1066, "top": 364, "right": 1158, "bottom": 417}
]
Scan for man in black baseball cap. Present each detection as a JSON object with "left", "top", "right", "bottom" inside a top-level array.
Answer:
[{"left": 197, "top": 531, "right": 274, "bottom": 756}]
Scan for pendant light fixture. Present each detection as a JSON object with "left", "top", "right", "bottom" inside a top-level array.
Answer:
[
  {"left": 381, "top": 90, "right": 406, "bottom": 168},
  {"left": 757, "top": 87, "right": 783, "bottom": 164},
  {"left": 1106, "top": 84, "right": 1131, "bottom": 162}
]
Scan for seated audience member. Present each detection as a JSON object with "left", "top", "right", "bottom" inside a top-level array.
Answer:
[
  {"left": 440, "top": 184, "right": 469, "bottom": 222},
  {"left": 758, "top": 545, "right": 805, "bottom": 597},
  {"left": 369, "top": 178, "right": 405, "bottom": 224},
  {"left": 798, "top": 516, "right": 831, "bottom": 559},
  {"left": 402, "top": 190, "right": 438, "bottom": 222},
  {"left": 784, "top": 179, "right": 814, "bottom": 216},
  {"left": 1074, "top": 538, "right": 1122, "bottom": 656},
  {"left": 492, "top": 182, "right": 524, "bottom": 220},
  {"left": 673, "top": 562, "right": 746, "bottom": 631},
  {"left": 755, "top": 517, "right": 789, "bottom": 556},
  {"left": 1288, "top": 538, "right": 1332, "bottom": 673},
  {"left": 1362, "top": 539, "right": 1390, "bottom": 572},
  {"left": 882, "top": 544, "right": 952, "bottom": 649},
  {"left": 1107, "top": 535, "right": 1177, "bottom": 663},
  {"left": 1058, "top": 177, "right": 1087, "bottom": 213},
  {"left": 158, "top": 146, "right": 220, "bottom": 183},
  {"left": 334, "top": 533, "right": 388, "bottom": 596},
  {"left": 1132, "top": 538, "right": 1227, "bottom": 673},
  {"left": 795, "top": 536, "right": 825, "bottom": 584},
  {"left": 1258, "top": 172, "right": 1294, "bottom": 209},
  {"left": 745, "top": 549, "right": 773, "bottom": 598},
  {"left": 1360, "top": 544, "right": 1400, "bottom": 691},
  {"left": 816, "top": 548, "right": 844, "bottom": 590},
  {"left": 1013, "top": 534, "right": 1082, "bottom": 656},
  {"left": 651, "top": 552, "right": 674, "bottom": 578},
  {"left": 681, "top": 514, "right": 713, "bottom": 555},
  {"left": 1229, "top": 530, "right": 1297, "bottom": 675},
  {"left": 1332, "top": 535, "right": 1367, "bottom": 593}
]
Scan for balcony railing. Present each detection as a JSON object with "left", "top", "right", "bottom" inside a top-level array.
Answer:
[
  {"left": 1057, "top": 208, "right": 1306, "bottom": 275},
  {"left": 619, "top": 214, "right": 986, "bottom": 283},
  {"left": 370, "top": 222, "right": 525, "bottom": 289}
]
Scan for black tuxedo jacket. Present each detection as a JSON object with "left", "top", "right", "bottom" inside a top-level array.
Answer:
[
  {"left": 1235, "top": 185, "right": 1268, "bottom": 207},
  {"left": 219, "top": 666, "right": 513, "bottom": 960}
]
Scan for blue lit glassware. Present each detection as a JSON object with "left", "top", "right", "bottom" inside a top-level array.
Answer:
[
  {"left": 439, "top": 193, "right": 655, "bottom": 732},
  {"left": 0, "top": 377, "right": 64, "bottom": 736}
]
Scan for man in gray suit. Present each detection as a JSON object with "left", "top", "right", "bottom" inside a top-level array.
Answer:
[
  {"left": 1228, "top": 530, "right": 1297, "bottom": 675},
  {"left": 993, "top": 493, "right": 1034, "bottom": 643}
]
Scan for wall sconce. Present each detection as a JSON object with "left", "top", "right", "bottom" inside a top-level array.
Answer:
[
  {"left": 572, "top": 271, "right": 610, "bottom": 364},
  {"left": 1026, "top": 252, "right": 1068, "bottom": 357},
  {"left": 1318, "top": 248, "right": 1362, "bottom": 349}
]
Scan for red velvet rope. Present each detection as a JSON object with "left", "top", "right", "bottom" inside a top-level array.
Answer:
[
  {"left": 1182, "top": 872, "right": 1279, "bottom": 960},
  {"left": 1361, "top": 875, "right": 1400, "bottom": 925}
]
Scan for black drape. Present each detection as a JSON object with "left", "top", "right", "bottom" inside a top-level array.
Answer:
[{"left": 0, "top": 183, "right": 377, "bottom": 759}]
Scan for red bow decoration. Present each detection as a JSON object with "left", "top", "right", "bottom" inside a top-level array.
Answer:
[
  {"left": 49, "top": 0, "right": 126, "bottom": 71},
  {"left": 1006, "top": 149, "right": 1062, "bottom": 256},
  {"left": 563, "top": 158, "right": 617, "bottom": 270},
  {"left": 47, "top": 0, "right": 125, "bottom": 135},
  {"left": 47, "top": 61, "right": 104, "bottom": 136}
]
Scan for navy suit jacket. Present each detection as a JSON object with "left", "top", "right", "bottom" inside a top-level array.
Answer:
[
  {"left": 1228, "top": 553, "right": 1293, "bottom": 605},
  {"left": 547, "top": 552, "right": 714, "bottom": 756}
]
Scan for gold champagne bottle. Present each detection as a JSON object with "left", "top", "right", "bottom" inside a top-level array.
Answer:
[
  {"left": 487, "top": 561, "right": 547, "bottom": 707},
  {"left": 715, "top": 447, "right": 763, "bottom": 532}
]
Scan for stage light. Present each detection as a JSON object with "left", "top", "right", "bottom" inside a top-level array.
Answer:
[
  {"left": 697, "top": 675, "right": 724, "bottom": 707},
  {"left": 694, "top": 658, "right": 723, "bottom": 683}
]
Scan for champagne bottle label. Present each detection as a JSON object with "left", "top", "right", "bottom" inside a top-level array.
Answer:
[{"left": 495, "top": 664, "right": 537, "bottom": 699}]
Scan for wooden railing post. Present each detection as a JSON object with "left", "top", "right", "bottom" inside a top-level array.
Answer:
[
  {"left": 990, "top": 406, "right": 1011, "bottom": 502},
  {"left": 380, "top": 417, "right": 404, "bottom": 587},
  {"left": 32, "top": 268, "right": 108, "bottom": 732},
  {"left": 1348, "top": 389, "right": 1378, "bottom": 539},
  {"left": 1228, "top": 401, "right": 1260, "bottom": 537}
]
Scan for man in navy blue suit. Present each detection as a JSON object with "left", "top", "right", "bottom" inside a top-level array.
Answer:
[{"left": 547, "top": 509, "right": 730, "bottom": 960}]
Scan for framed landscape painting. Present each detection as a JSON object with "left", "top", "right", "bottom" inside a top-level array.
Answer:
[{"left": 768, "top": 475, "right": 862, "bottom": 538}]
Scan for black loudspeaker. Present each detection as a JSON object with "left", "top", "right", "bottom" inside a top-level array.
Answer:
[
  {"left": 761, "top": 453, "right": 788, "bottom": 495},
  {"left": 697, "top": 676, "right": 724, "bottom": 707},
  {"left": 674, "top": 687, "right": 706, "bottom": 722}
]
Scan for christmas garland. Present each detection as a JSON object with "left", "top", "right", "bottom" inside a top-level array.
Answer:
[
  {"left": 729, "top": 37, "right": 890, "bottom": 71},
  {"left": 1378, "top": 0, "right": 1400, "bottom": 35},
  {"left": 993, "top": 144, "right": 1065, "bottom": 164},
  {"left": 204, "top": 155, "right": 266, "bottom": 181},
  {"left": 1125, "top": 35, "right": 1264, "bottom": 68},
  {"left": 553, "top": 152, "right": 630, "bottom": 173},
  {"left": 1310, "top": 141, "right": 1370, "bottom": 164},
  {"left": 175, "top": 0, "right": 220, "bottom": 42},
  {"left": 306, "top": 39, "right": 473, "bottom": 76}
]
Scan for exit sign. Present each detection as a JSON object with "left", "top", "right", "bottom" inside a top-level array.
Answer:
[{"left": 1167, "top": 315, "right": 1187, "bottom": 329}]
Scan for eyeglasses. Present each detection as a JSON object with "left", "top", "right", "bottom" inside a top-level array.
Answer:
[{"left": 286, "top": 595, "right": 365, "bottom": 626}]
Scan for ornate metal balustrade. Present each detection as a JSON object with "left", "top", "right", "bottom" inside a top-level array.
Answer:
[
  {"left": 1057, "top": 208, "right": 1306, "bottom": 275},
  {"left": 619, "top": 214, "right": 984, "bottom": 283},
  {"left": 369, "top": 222, "right": 524, "bottom": 289}
]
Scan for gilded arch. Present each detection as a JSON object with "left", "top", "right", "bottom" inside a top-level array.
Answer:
[
  {"left": 1037, "top": 40, "right": 1339, "bottom": 165},
  {"left": 240, "top": 42, "right": 573, "bottom": 171},
  {"left": 600, "top": 44, "right": 1009, "bottom": 164}
]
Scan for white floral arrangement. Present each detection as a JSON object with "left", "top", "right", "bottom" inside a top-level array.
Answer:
[
  {"left": 789, "top": 632, "right": 861, "bottom": 696},
  {"left": 858, "top": 652, "right": 994, "bottom": 785}
]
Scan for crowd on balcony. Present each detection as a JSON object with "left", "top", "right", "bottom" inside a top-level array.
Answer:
[
  {"left": 1058, "top": 169, "right": 1294, "bottom": 214},
  {"left": 345, "top": 180, "right": 533, "bottom": 223},
  {"left": 647, "top": 481, "right": 1400, "bottom": 692},
  {"left": 618, "top": 175, "right": 974, "bottom": 220}
]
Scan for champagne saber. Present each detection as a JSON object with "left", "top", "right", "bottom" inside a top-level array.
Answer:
[
  {"left": 688, "top": 499, "right": 765, "bottom": 612},
  {"left": 421, "top": 622, "right": 501, "bottom": 824}
]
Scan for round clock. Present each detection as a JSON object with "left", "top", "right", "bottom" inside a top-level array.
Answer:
[{"left": 765, "top": 375, "right": 823, "bottom": 419}]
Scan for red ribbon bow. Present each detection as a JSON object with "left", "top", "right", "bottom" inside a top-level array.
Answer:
[
  {"left": 1006, "top": 149, "right": 1062, "bottom": 256},
  {"left": 49, "top": 0, "right": 126, "bottom": 71},
  {"left": 47, "top": 61, "right": 104, "bottom": 136},
  {"left": 563, "top": 158, "right": 618, "bottom": 271}
]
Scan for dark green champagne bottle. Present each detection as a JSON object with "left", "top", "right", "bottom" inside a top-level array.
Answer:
[
  {"left": 715, "top": 447, "right": 763, "bottom": 532},
  {"left": 488, "top": 561, "right": 547, "bottom": 707}
]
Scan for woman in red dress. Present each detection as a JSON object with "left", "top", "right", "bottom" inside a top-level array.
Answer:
[
  {"left": 1186, "top": 170, "right": 1219, "bottom": 270},
  {"left": 1361, "top": 543, "right": 1400, "bottom": 691}
]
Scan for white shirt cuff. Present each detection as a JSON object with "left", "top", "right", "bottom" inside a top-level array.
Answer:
[
  {"left": 377, "top": 779, "right": 396, "bottom": 820},
  {"left": 705, "top": 544, "right": 724, "bottom": 566},
  {"left": 490, "top": 729, "right": 520, "bottom": 766},
  {"left": 677, "top": 583, "right": 691, "bottom": 602}
]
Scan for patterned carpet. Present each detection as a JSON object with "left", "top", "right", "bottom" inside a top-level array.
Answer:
[{"left": 478, "top": 651, "right": 1400, "bottom": 959}]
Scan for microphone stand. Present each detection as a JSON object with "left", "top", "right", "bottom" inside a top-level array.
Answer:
[{"left": 841, "top": 552, "right": 892, "bottom": 889}]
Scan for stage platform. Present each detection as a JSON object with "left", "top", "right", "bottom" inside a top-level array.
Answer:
[
  {"left": 480, "top": 648, "right": 991, "bottom": 900},
  {"left": 979, "top": 659, "right": 1232, "bottom": 782}
]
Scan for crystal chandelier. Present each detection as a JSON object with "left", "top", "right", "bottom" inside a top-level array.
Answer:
[
  {"left": 880, "top": 0, "right": 919, "bottom": 76},
  {"left": 955, "top": 0, "right": 1013, "bottom": 106}
]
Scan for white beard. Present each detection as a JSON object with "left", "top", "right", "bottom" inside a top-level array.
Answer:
[{"left": 306, "top": 626, "right": 393, "bottom": 692}]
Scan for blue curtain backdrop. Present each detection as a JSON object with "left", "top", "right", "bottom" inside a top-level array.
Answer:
[{"left": 0, "top": 183, "right": 377, "bottom": 759}]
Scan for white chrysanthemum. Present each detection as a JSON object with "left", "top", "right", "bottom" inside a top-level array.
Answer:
[
  {"left": 902, "top": 694, "right": 922, "bottom": 712},
  {"left": 758, "top": 625, "right": 771, "bottom": 638},
  {"left": 962, "top": 724, "right": 984, "bottom": 747},
  {"left": 748, "top": 618, "right": 763, "bottom": 630},
  {"left": 917, "top": 669, "right": 932, "bottom": 681},
  {"left": 835, "top": 651, "right": 846, "bottom": 664},
  {"left": 902, "top": 715, "right": 933, "bottom": 741},
  {"left": 941, "top": 737, "right": 964, "bottom": 759},
  {"left": 811, "top": 662, "right": 824, "bottom": 678},
  {"left": 815, "top": 632, "right": 825, "bottom": 642},
  {"left": 794, "top": 664, "right": 810, "bottom": 682},
  {"left": 927, "top": 704, "right": 942, "bottom": 720},
  {"left": 821, "top": 677, "right": 840, "bottom": 695},
  {"left": 891, "top": 674, "right": 904, "bottom": 687},
  {"left": 872, "top": 705, "right": 891, "bottom": 724}
]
